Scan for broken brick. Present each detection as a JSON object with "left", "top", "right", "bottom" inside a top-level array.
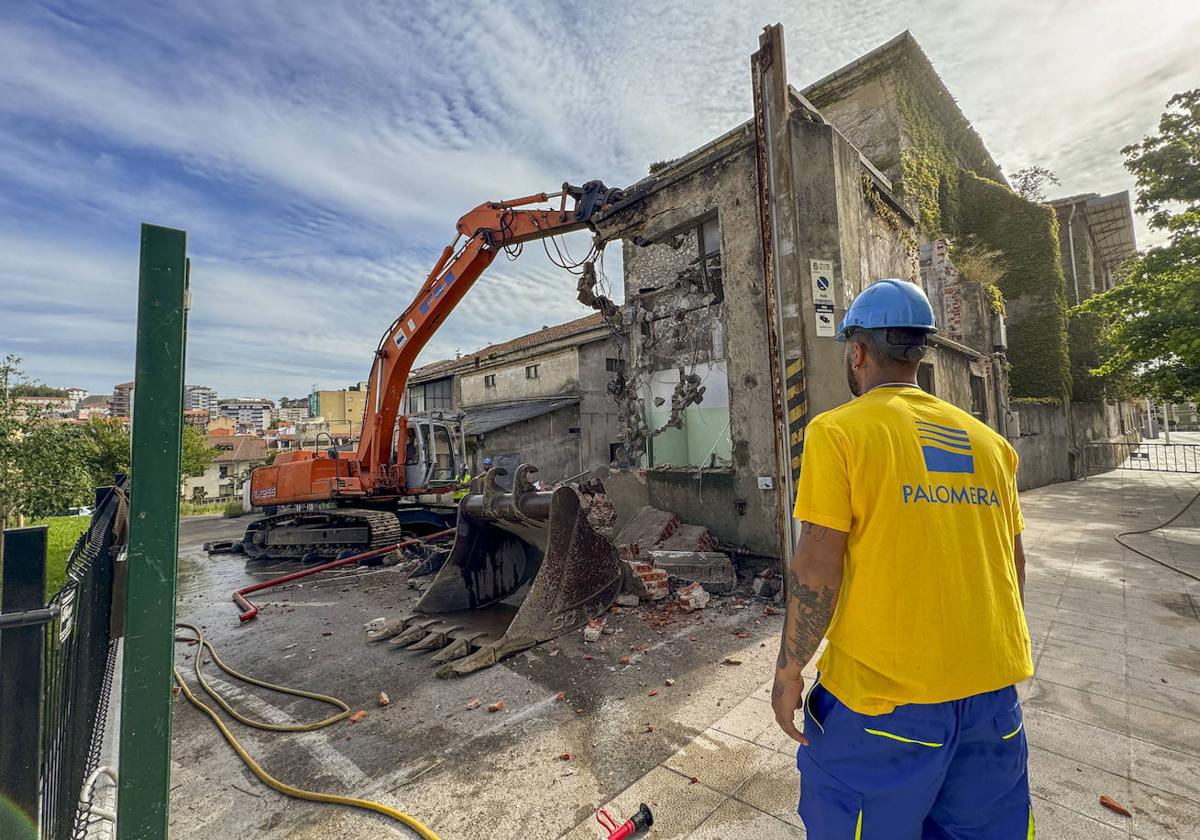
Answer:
[
  {"left": 583, "top": 618, "right": 606, "bottom": 642},
  {"left": 377, "top": 691, "right": 390, "bottom": 707},
  {"left": 722, "top": 658, "right": 743, "bottom": 666},
  {"left": 559, "top": 752, "right": 572, "bottom": 761},
  {"left": 487, "top": 702, "right": 505, "bottom": 713},
  {"left": 466, "top": 698, "right": 482, "bottom": 710},
  {"left": 1099, "top": 796, "right": 1131, "bottom": 817},
  {"left": 555, "top": 691, "right": 566, "bottom": 702},
  {"left": 349, "top": 710, "right": 368, "bottom": 723}
]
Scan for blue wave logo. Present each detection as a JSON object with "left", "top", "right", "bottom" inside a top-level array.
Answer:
[{"left": 916, "top": 420, "right": 975, "bottom": 474}]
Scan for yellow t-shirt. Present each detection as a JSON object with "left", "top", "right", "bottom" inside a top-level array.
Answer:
[{"left": 793, "top": 385, "right": 1032, "bottom": 715}]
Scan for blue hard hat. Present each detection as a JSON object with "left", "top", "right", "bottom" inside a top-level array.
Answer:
[
  {"left": 483, "top": 457, "right": 493, "bottom": 466},
  {"left": 836, "top": 279, "right": 937, "bottom": 341}
]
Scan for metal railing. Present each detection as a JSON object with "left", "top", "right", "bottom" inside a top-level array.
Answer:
[
  {"left": 1083, "top": 442, "right": 1200, "bottom": 474},
  {"left": 0, "top": 483, "right": 127, "bottom": 840}
]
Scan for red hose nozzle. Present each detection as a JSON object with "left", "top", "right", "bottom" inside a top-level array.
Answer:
[{"left": 596, "top": 803, "right": 653, "bottom": 839}]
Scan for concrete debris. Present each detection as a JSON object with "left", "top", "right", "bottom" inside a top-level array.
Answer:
[
  {"left": 677, "top": 582, "right": 711, "bottom": 612},
  {"left": 614, "top": 593, "right": 641, "bottom": 607},
  {"left": 466, "top": 698, "right": 482, "bottom": 710},
  {"left": 377, "top": 691, "right": 390, "bottom": 707},
  {"left": 652, "top": 368, "right": 706, "bottom": 435},
  {"left": 576, "top": 260, "right": 620, "bottom": 320},
  {"left": 585, "top": 493, "right": 618, "bottom": 534},
  {"left": 656, "top": 524, "right": 720, "bottom": 552},
  {"left": 623, "top": 561, "right": 669, "bottom": 601},
  {"left": 583, "top": 618, "right": 607, "bottom": 642},
  {"left": 615, "top": 506, "right": 680, "bottom": 552},
  {"left": 665, "top": 678, "right": 676, "bottom": 686},
  {"left": 752, "top": 574, "right": 782, "bottom": 599},
  {"left": 647, "top": 550, "right": 736, "bottom": 594}
]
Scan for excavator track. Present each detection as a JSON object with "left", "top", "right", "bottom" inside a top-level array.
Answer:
[{"left": 241, "top": 508, "right": 409, "bottom": 562}]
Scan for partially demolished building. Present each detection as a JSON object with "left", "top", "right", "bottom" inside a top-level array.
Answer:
[{"left": 588, "top": 26, "right": 1138, "bottom": 561}]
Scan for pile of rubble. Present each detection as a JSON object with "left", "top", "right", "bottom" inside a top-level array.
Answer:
[{"left": 610, "top": 505, "right": 737, "bottom": 610}]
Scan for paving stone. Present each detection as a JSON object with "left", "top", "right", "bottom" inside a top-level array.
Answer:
[
  {"left": 731, "top": 754, "right": 804, "bottom": 828},
  {"left": 1127, "top": 656, "right": 1200, "bottom": 695},
  {"left": 1041, "top": 637, "right": 1128, "bottom": 675},
  {"left": 1128, "top": 704, "right": 1200, "bottom": 759},
  {"left": 687, "top": 797, "right": 803, "bottom": 839},
  {"left": 1023, "top": 707, "right": 1132, "bottom": 777},
  {"left": 558, "top": 765, "right": 725, "bottom": 840},
  {"left": 1036, "top": 654, "right": 1128, "bottom": 702},
  {"left": 711, "top": 695, "right": 774, "bottom": 744},
  {"left": 1128, "top": 780, "right": 1200, "bottom": 840},
  {"left": 1048, "top": 621, "right": 1127, "bottom": 653},
  {"left": 665, "top": 729, "right": 777, "bottom": 796},
  {"left": 1130, "top": 739, "right": 1200, "bottom": 803},
  {"left": 1031, "top": 796, "right": 1128, "bottom": 839},
  {"left": 1028, "top": 745, "right": 1135, "bottom": 832},
  {"left": 1024, "top": 679, "right": 1129, "bottom": 736}
]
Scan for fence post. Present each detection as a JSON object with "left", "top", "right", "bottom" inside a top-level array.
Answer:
[
  {"left": 117, "top": 224, "right": 187, "bottom": 840},
  {"left": 0, "top": 526, "right": 48, "bottom": 833}
]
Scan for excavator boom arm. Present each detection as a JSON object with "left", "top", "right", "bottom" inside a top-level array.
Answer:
[{"left": 356, "top": 180, "right": 621, "bottom": 485}]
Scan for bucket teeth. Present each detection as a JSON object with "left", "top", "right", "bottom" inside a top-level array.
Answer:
[
  {"left": 435, "top": 645, "right": 500, "bottom": 679},
  {"left": 390, "top": 622, "right": 434, "bottom": 647},
  {"left": 366, "top": 618, "right": 407, "bottom": 642},
  {"left": 408, "top": 627, "right": 459, "bottom": 651},
  {"left": 430, "top": 637, "right": 473, "bottom": 663}
]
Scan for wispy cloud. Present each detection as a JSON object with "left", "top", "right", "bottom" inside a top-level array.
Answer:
[{"left": 1, "top": 0, "right": 1196, "bottom": 396}]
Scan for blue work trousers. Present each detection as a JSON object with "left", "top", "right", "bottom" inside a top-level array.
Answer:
[{"left": 797, "top": 679, "right": 1033, "bottom": 839}]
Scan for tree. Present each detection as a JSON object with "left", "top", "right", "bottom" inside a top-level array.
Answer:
[
  {"left": 15, "top": 423, "right": 99, "bottom": 519},
  {"left": 1010, "top": 165, "right": 1061, "bottom": 203},
  {"left": 82, "top": 417, "right": 130, "bottom": 485},
  {"left": 1081, "top": 89, "right": 1200, "bottom": 401},
  {"left": 181, "top": 425, "right": 216, "bottom": 478},
  {"left": 0, "top": 355, "right": 32, "bottom": 527}
]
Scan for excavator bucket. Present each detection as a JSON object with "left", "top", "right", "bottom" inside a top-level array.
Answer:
[{"left": 369, "top": 465, "right": 623, "bottom": 676}]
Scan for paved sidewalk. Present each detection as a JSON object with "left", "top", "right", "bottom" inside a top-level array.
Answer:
[{"left": 560, "top": 471, "right": 1200, "bottom": 839}]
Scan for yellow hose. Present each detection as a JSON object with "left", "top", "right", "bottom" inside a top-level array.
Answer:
[{"left": 173, "top": 622, "right": 441, "bottom": 839}]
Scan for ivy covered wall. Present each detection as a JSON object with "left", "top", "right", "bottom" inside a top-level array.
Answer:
[{"left": 957, "top": 172, "right": 1071, "bottom": 400}]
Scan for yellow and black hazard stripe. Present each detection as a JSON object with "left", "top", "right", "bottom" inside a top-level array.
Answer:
[{"left": 785, "top": 355, "right": 807, "bottom": 485}]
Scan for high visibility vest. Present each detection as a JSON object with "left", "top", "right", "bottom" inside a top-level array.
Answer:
[{"left": 453, "top": 472, "right": 471, "bottom": 500}]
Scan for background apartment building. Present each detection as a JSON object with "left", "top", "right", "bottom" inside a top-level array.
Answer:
[{"left": 217, "top": 398, "right": 273, "bottom": 434}]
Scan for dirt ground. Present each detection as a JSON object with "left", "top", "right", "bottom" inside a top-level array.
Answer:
[{"left": 168, "top": 515, "right": 785, "bottom": 839}]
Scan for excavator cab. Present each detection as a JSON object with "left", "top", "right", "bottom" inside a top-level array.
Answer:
[{"left": 400, "top": 414, "right": 465, "bottom": 495}]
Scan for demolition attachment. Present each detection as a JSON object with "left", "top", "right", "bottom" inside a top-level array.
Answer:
[{"left": 369, "top": 465, "right": 623, "bottom": 675}]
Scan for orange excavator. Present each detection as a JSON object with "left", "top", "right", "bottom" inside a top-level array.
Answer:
[{"left": 242, "top": 181, "right": 627, "bottom": 674}]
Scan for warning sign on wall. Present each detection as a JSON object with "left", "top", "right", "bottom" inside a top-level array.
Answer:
[
  {"left": 810, "top": 259, "right": 836, "bottom": 336},
  {"left": 810, "top": 259, "right": 835, "bottom": 305},
  {"left": 814, "top": 303, "right": 836, "bottom": 337}
]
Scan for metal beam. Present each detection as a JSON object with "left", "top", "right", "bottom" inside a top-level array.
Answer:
[
  {"left": 117, "top": 224, "right": 188, "bottom": 840},
  {"left": 0, "top": 525, "right": 48, "bottom": 831}
]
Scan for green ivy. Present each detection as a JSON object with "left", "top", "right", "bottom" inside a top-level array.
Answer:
[
  {"left": 895, "top": 74, "right": 957, "bottom": 237},
  {"left": 957, "top": 172, "right": 1071, "bottom": 401},
  {"left": 1011, "top": 396, "right": 1062, "bottom": 406}
]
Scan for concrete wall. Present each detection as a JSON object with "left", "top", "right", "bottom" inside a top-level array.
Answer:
[
  {"left": 1011, "top": 401, "right": 1140, "bottom": 490},
  {"left": 608, "top": 137, "right": 782, "bottom": 555},
  {"left": 474, "top": 404, "right": 582, "bottom": 486},
  {"left": 460, "top": 347, "right": 580, "bottom": 406}
]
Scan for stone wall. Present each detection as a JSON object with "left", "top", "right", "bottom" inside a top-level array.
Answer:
[{"left": 475, "top": 404, "right": 582, "bottom": 486}]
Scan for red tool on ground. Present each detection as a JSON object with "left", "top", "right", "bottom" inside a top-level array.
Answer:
[
  {"left": 232, "top": 529, "right": 455, "bottom": 622},
  {"left": 596, "top": 803, "right": 653, "bottom": 839}
]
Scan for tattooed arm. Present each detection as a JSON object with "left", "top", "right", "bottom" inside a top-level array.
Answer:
[{"left": 772, "top": 520, "right": 848, "bottom": 744}]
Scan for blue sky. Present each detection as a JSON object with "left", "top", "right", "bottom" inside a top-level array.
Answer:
[{"left": 2, "top": 1, "right": 1197, "bottom": 399}]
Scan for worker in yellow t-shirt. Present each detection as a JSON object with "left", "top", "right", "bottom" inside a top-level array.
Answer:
[{"left": 771, "top": 279, "right": 1034, "bottom": 839}]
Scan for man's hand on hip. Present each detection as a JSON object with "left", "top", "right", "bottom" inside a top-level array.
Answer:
[{"left": 772, "top": 673, "right": 808, "bottom": 745}]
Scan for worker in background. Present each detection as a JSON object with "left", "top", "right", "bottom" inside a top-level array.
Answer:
[
  {"left": 772, "top": 279, "right": 1033, "bottom": 838},
  {"left": 452, "top": 464, "right": 471, "bottom": 501}
]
